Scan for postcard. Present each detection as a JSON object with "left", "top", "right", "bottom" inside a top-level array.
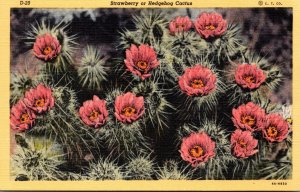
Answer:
[{"left": 0, "top": 0, "right": 299, "bottom": 191}]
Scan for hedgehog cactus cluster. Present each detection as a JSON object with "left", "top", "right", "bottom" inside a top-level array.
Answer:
[{"left": 10, "top": 10, "right": 291, "bottom": 180}]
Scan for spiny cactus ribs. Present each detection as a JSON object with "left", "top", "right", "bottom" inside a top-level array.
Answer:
[{"left": 10, "top": 8, "right": 292, "bottom": 180}]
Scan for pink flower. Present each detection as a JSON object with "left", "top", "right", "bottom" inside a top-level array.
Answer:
[
  {"left": 124, "top": 44, "right": 159, "bottom": 80},
  {"left": 10, "top": 100, "right": 36, "bottom": 132},
  {"left": 114, "top": 92, "right": 145, "bottom": 123},
  {"left": 23, "top": 84, "right": 55, "bottom": 114},
  {"left": 178, "top": 64, "right": 217, "bottom": 96},
  {"left": 79, "top": 95, "right": 109, "bottom": 128},
  {"left": 180, "top": 132, "right": 215, "bottom": 167},
  {"left": 262, "top": 113, "right": 289, "bottom": 142},
  {"left": 231, "top": 129, "right": 258, "bottom": 158},
  {"left": 169, "top": 16, "right": 193, "bottom": 35},
  {"left": 232, "top": 102, "right": 266, "bottom": 132},
  {"left": 194, "top": 12, "right": 227, "bottom": 39},
  {"left": 33, "top": 33, "right": 61, "bottom": 61},
  {"left": 235, "top": 64, "right": 266, "bottom": 90}
]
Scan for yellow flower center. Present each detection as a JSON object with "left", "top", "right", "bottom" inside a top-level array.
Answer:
[
  {"left": 286, "top": 118, "right": 293, "bottom": 125},
  {"left": 205, "top": 25, "right": 216, "bottom": 30},
  {"left": 189, "top": 145, "right": 204, "bottom": 158},
  {"left": 191, "top": 79, "right": 205, "bottom": 89},
  {"left": 20, "top": 113, "right": 30, "bottom": 123},
  {"left": 243, "top": 75, "right": 255, "bottom": 83},
  {"left": 238, "top": 140, "right": 247, "bottom": 148},
  {"left": 267, "top": 126, "right": 278, "bottom": 138},
  {"left": 43, "top": 46, "right": 53, "bottom": 55},
  {"left": 89, "top": 110, "right": 100, "bottom": 121},
  {"left": 241, "top": 115, "right": 256, "bottom": 127},
  {"left": 176, "top": 24, "right": 185, "bottom": 28},
  {"left": 35, "top": 99, "right": 45, "bottom": 107},
  {"left": 136, "top": 61, "right": 148, "bottom": 70},
  {"left": 122, "top": 107, "right": 136, "bottom": 117}
]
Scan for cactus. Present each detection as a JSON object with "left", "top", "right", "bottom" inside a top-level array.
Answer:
[
  {"left": 24, "top": 20, "right": 78, "bottom": 87},
  {"left": 173, "top": 60, "right": 225, "bottom": 122},
  {"left": 77, "top": 46, "right": 109, "bottom": 91},
  {"left": 133, "top": 10, "right": 168, "bottom": 45},
  {"left": 168, "top": 32, "right": 208, "bottom": 64},
  {"left": 11, "top": 134, "right": 65, "bottom": 180},
  {"left": 125, "top": 154, "right": 154, "bottom": 180},
  {"left": 132, "top": 79, "right": 174, "bottom": 136},
  {"left": 226, "top": 51, "right": 282, "bottom": 106},
  {"left": 26, "top": 85, "right": 99, "bottom": 163},
  {"left": 25, "top": 20, "right": 76, "bottom": 71},
  {"left": 177, "top": 120, "right": 235, "bottom": 179},
  {"left": 258, "top": 144, "right": 292, "bottom": 179},
  {"left": 10, "top": 9, "right": 291, "bottom": 181},
  {"left": 97, "top": 88, "right": 152, "bottom": 158},
  {"left": 207, "top": 23, "right": 246, "bottom": 63},
  {"left": 86, "top": 158, "right": 123, "bottom": 180},
  {"left": 156, "top": 160, "right": 194, "bottom": 180},
  {"left": 10, "top": 72, "right": 34, "bottom": 105}
]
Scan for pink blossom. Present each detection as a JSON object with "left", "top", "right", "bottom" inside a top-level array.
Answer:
[
  {"left": 262, "top": 113, "right": 289, "bottom": 142},
  {"left": 114, "top": 92, "right": 145, "bottom": 123},
  {"left": 178, "top": 64, "right": 217, "bottom": 96},
  {"left": 231, "top": 129, "right": 258, "bottom": 158},
  {"left": 232, "top": 102, "right": 266, "bottom": 132},
  {"left": 169, "top": 16, "right": 193, "bottom": 35},
  {"left": 23, "top": 84, "right": 55, "bottom": 114},
  {"left": 124, "top": 44, "right": 159, "bottom": 80},
  {"left": 33, "top": 33, "right": 61, "bottom": 61},
  {"left": 180, "top": 132, "right": 215, "bottom": 167},
  {"left": 10, "top": 100, "right": 36, "bottom": 132},
  {"left": 79, "top": 95, "right": 109, "bottom": 128},
  {"left": 235, "top": 64, "right": 266, "bottom": 90},
  {"left": 194, "top": 12, "right": 227, "bottom": 39}
]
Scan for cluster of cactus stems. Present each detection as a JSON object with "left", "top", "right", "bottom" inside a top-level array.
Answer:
[{"left": 10, "top": 9, "right": 292, "bottom": 180}]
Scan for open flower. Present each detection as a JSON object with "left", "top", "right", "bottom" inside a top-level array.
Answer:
[
  {"left": 235, "top": 64, "right": 266, "bottom": 90},
  {"left": 232, "top": 102, "right": 266, "bottom": 132},
  {"left": 114, "top": 92, "right": 145, "bottom": 123},
  {"left": 194, "top": 12, "right": 227, "bottom": 39},
  {"left": 231, "top": 129, "right": 258, "bottom": 158},
  {"left": 79, "top": 95, "right": 109, "bottom": 128},
  {"left": 262, "top": 113, "right": 289, "bottom": 142},
  {"left": 180, "top": 132, "right": 215, "bottom": 167},
  {"left": 33, "top": 33, "right": 62, "bottom": 61},
  {"left": 169, "top": 16, "right": 193, "bottom": 35},
  {"left": 23, "top": 84, "right": 55, "bottom": 114},
  {"left": 10, "top": 100, "right": 36, "bottom": 131},
  {"left": 178, "top": 64, "right": 217, "bottom": 96},
  {"left": 124, "top": 44, "right": 159, "bottom": 80}
]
